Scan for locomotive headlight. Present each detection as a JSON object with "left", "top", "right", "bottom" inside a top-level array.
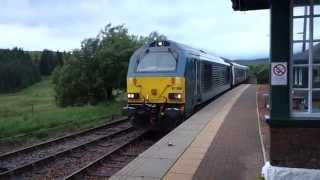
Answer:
[
  {"left": 127, "top": 93, "right": 139, "bottom": 99},
  {"left": 128, "top": 93, "right": 134, "bottom": 98},
  {"left": 168, "top": 93, "right": 182, "bottom": 100}
]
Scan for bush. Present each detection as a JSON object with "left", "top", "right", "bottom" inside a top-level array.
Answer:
[
  {"left": 52, "top": 24, "right": 144, "bottom": 106},
  {"left": 52, "top": 24, "right": 168, "bottom": 107},
  {"left": 249, "top": 64, "right": 269, "bottom": 84}
]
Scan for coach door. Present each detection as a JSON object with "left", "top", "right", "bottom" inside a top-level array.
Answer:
[
  {"left": 290, "top": 1, "right": 320, "bottom": 116},
  {"left": 193, "top": 59, "right": 198, "bottom": 97},
  {"left": 195, "top": 59, "right": 201, "bottom": 103},
  {"left": 185, "top": 58, "right": 196, "bottom": 113}
]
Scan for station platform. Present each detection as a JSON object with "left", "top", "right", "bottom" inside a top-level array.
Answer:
[{"left": 110, "top": 84, "right": 264, "bottom": 180}]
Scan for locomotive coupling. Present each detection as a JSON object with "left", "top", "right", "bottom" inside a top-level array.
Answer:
[
  {"left": 122, "top": 106, "right": 136, "bottom": 117},
  {"left": 122, "top": 104, "right": 182, "bottom": 120},
  {"left": 164, "top": 108, "right": 182, "bottom": 120}
]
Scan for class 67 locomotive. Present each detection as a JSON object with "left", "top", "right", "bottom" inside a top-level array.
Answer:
[{"left": 123, "top": 40, "right": 249, "bottom": 131}]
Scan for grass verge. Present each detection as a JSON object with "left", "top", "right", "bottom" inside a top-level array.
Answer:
[{"left": 0, "top": 77, "right": 124, "bottom": 144}]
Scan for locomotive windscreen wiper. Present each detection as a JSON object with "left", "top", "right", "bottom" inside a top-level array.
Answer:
[{"left": 168, "top": 48, "right": 179, "bottom": 62}]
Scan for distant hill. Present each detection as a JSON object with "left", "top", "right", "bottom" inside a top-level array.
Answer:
[
  {"left": 294, "top": 43, "right": 320, "bottom": 61},
  {"left": 233, "top": 58, "right": 269, "bottom": 66},
  {"left": 233, "top": 42, "right": 320, "bottom": 66}
]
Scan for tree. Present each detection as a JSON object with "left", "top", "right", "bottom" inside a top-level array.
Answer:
[
  {"left": 147, "top": 31, "right": 167, "bottom": 43},
  {"left": 52, "top": 24, "right": 169, "bottom": 106},
  {"left": 39, "top": 49, "right": 62, "bottom": 76},
  {"left": 0, "top": 48, "right": 41, "bottom": 93},
  {"left": 96, "top": 24, "right": 143, "bottom": 99},
  {"left": 56, "top": 51, "right": 64, "bottom": 66},
  {"left": 249, "top": 64, "right": 269, "bottom": 84},
  {"left": 53, "top": 24, "right": 144, "bottom": 106}
]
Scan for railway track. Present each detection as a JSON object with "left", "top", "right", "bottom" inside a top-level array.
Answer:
[
  {"left": 64, "top": 132, "right": 162, "bottom": 180},
  {"left": 0, "top": 118, "right": 149, "bottom": 179}
]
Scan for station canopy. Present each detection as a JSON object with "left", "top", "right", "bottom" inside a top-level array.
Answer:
[
  {"left": 231, "top": 0, "right": 320, "bottom": 11},
  {"left": 294, "top": 0, "right": 320, "bottom": 6}
]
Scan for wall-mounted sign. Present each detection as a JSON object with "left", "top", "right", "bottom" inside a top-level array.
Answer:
[{"left": 271, "top": 62, "right": 287, "bottom": 85}]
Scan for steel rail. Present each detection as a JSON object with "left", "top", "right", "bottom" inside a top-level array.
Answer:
[
  {"left": 0, "top": 118, "right": 131, "bottom": 178},
  {"left": 0, "top": 117, "right": 127, "bottom": 159},
  {"left": 63, "top": 130, "right": 147, "bottom": 180}
]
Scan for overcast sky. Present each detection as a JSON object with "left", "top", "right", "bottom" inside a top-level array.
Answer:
[{"left": 0, "top": 0, "right": 270, "bottom": 59}]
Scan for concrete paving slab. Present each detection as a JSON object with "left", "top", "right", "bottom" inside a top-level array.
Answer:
[
  {"left": 130, "top": 158, "right": 175, "bottom": 178},
  {"left": 140, "top": 145, "right": 187, "bottom": 159},
  {"left": 114, "top": 158, "right": 145, "bottom": 176},
  {"left": 193, "top": 85, "right": 264, "bottom": 180},
  {"left": 110, "top": 85, "right": 249, "bottom": 180},
  {"left": 164, "top": 173, "right": 193, "bottom": 180},
  {"left": 163, "top": 85, "right": 250, "bottom": 179},
  {"left": 110, "top": 157, "right": 174, "bottom": 179},
  {"left": 111, "top": 175, "right": 161, "bottom": 180}
]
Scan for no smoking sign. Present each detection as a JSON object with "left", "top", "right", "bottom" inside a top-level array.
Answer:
[{"left": 271, "top": 62, "right": 287, "bottom": 85}]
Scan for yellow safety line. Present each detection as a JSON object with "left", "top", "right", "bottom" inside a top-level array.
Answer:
[{"left": 163, "top": 84, "right": 250, "bottom": 180}]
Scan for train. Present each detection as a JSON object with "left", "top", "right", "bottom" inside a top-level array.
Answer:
[{"left": 123, "top": 40, "right": 249, "bottom": 130}]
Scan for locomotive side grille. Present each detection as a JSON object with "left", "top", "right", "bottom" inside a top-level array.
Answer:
[{"left": 201, "top": 61, "right": 230, "bottom": 93}]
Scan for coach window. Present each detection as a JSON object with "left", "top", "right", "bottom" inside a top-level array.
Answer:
[{"left": 291, "top": 1, "right": 320, "bottom": 115}]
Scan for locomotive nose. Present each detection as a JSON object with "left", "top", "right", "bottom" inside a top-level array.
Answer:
[{"left": 127, "top": 77, "right": 185, "bottom": 104}]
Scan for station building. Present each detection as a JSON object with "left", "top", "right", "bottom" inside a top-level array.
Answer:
[{"left": 232, "top": 0, "right": 320, "bottom": 169}]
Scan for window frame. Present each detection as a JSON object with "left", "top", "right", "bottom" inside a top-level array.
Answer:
[
  {"left": 290, "top": 0, "right": 320, "bottom": 117},
  {"left": 135, "top": 51, "right": 178, "bottom": 73}
]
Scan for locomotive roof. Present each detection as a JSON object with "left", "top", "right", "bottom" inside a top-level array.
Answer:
[{"left": 146, "top": 40, "right": 230, "bottom": 66}]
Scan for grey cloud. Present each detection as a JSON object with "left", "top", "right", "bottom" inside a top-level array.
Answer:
[{"left": 0, "top": 0, "right": 271, "bottom": 59}]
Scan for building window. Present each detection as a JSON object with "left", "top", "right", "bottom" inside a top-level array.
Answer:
[{"left": 290, "top": 1, "right": 320, "bottom": 115}]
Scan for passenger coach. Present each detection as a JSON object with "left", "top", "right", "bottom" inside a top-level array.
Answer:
[
  {"left": 230, "top": 62, "right": 249, "bottom": 86},
  {"left": 123, "top": 40, "right": 248, "bottom": 130}
]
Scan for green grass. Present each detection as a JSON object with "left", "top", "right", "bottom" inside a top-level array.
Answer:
[{"left": 0, "top": 78, "right": 124, "bottom": 143}]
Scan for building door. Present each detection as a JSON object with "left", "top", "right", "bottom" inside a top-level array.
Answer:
[{"left": 291, "top": 0, "right": 320, "bottom": 116}]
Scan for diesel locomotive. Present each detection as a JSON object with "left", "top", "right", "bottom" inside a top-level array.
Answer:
[{"left": 123, "top": 40, "right": 248, "bottom": 130}]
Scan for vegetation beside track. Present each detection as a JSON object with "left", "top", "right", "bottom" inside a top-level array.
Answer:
[
  {"left": 0, "top": 78, "right": 124, "bottom": 144},
  {"left": 0, "top": 24, "right": 166, "bottom": 147},
  {"left": 52, "top": 24, "right": 167, "bottom": 107},
  {"left": 249, "top": 64, "right": 269, "bottom": 84}
]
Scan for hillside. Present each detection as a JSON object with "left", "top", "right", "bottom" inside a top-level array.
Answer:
[
  {"left": 233, "top": 58, "right": 269, "bottom": 66},
  {"left": 0, "top": 78, "right": 122, "bottom": 144},
  {"left": 234, "top": 43, "right": 320, "bottom": 66},
  {"left": 294, "top": 43, "right": 320, "bottom": 61}
]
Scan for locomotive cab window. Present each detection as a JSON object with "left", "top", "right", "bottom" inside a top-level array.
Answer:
[{"left": 136, "top": 52, "right": 177, "bottom": 72}]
